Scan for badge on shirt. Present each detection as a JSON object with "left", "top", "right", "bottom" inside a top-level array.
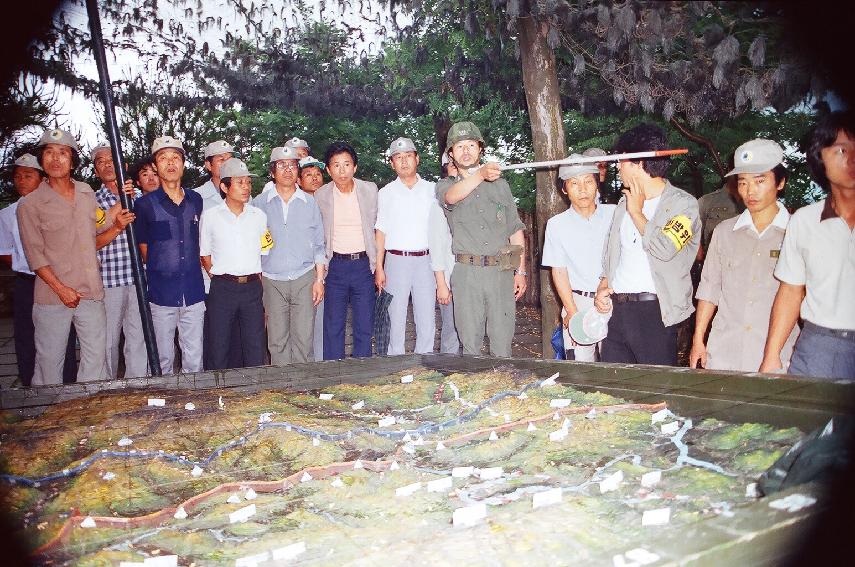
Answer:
[
  {"left": 95, "top": 207, "right": 107, "bottom": 227},
  {"left": 261, "top": 229, "right": 274, "bottom": 251},
  {"left": 662, "top": 215, "right": 693, "bottom": 251},
  {"left": 770, "top": 249, "right": 780, "bottom": 258}
]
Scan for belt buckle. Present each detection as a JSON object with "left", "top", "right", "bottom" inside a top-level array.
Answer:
[
  {"left": 351, "top": 253, "right": 360, "bottom": 260},
  {"left": 237, "top": 275, "right": 248, "bottom": 284}
]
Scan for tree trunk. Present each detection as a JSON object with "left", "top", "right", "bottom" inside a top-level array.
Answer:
[
  {"left": 433, "top": 113, "right": 451, "bottom": 169},
  {"left": 518, "top": 15, "right": 567, "bottom": 356},
  {"left": 518, "top": 210, "right": 540, "bottom": 306}
]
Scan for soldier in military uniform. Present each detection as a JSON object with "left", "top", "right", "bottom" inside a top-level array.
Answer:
[
  {"left": 435, "top": 122, "right": 527, "bottom": 357},
  {"left": 697, "top": 178, "right": 743, "bottom": 259}
]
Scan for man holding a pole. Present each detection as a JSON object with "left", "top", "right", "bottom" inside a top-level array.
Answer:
[
  {"left": 436, "top": 121, "right": 527, "bottom": 358},
  {"left": 92, "top": 142, "right": 148, "bottom": 378},
  {"left": 594, "top": 124, "right": 700, "bottom": 365}
]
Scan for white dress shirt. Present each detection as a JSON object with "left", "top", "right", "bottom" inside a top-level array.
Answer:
[
  {"left": 0, "top": 202, "right": 33, "bottom": 274},
  {"left": 200, "top": 202, "right": 269, "bottom": 276},
  {"left": 375, "top": 175, "right": 436, "bottom": 251}
]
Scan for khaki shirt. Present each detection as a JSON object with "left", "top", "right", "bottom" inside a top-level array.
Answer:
[
  {"left": 698, "top": 186, "right": 742, "bottom": 251},
  {"left": 696, "top": 205, "right": 798, "bottom": 372},
  {"left": 17, "top": 179, "right": 110, "bottom": 305},
  {"left": 436, "top": 177, "right": 525, "bottom": 256}
]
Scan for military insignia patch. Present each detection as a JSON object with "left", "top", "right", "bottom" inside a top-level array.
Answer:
[
  {"left": 261, "top": 229, "right": 274, "bottom": 251},
  {"left": 662, "top": 215, "right": 693, "bottom": 251},
  {"left": 95, "top": 207, "right": 107, "bottom": 227}
]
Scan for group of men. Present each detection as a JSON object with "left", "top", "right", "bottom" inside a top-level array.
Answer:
[
  {"left": 545, "top": 116, "right": 854, "bottom": 380},
  {"left": 1, "top": 112, "right": 853, "bottom": 386}
]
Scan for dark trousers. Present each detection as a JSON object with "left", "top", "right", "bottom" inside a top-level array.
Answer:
[
  {"left": 13, "top": 273, "right": 77, "bottom": 386},
  {"left": 323, "top": 255, "right": 375, "bottom": 360},
  {"left": 203, "top": 295, "right": 245, "bottom": 370},
  {"left": 206, "top": 277, "right": 266, "bottom": 370},
  {"left": 601, "top": 299, "right": 677, "bottom": 366}
]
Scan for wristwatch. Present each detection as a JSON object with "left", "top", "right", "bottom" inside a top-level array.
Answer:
[{"left": 515, "top": 270, "right": 528, "bottom": 276}]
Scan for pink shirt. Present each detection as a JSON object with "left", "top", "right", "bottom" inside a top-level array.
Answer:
[
  {"left": 332, "top": 186, "right": 366, "bottom": 253},
  {"left": 17, "top": 179, "right": 110, "bottom": 304}
]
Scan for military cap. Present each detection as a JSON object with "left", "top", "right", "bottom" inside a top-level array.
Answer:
[
  {"left": 726, "top": 139, "right": 784, "bottom": 176},
  {"left": 37, "top": 128, "right": 79, "bottom": 153},
  {"left": 219, "top": 157, "right": 256, "bottom": 179},
  {"left": 445, "top": 121, "right": 484, "bottom": 152}
]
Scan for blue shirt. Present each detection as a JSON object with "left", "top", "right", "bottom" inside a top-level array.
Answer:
[
  {"left": 134, "top": 187, "right": 205, "bottom": 307},
  {"left": 251, "top": 187, "right": 325, "bottom": 281}
]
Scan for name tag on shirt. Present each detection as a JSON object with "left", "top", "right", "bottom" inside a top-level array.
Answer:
[{"left": 770, "top": 249, "right": 780, "bottom": 258}]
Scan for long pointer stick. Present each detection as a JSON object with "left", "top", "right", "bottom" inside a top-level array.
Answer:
[{"left": 495, "top": 148, "right": 688, "bottom": 171}]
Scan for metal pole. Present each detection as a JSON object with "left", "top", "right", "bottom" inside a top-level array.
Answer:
[{"left": 85, "top": 0, "right": 161, "bottom": 376}]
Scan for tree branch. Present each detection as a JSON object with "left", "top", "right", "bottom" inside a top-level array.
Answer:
[{"left": 669, "top": 117, "right": 725, "bottom": 178}]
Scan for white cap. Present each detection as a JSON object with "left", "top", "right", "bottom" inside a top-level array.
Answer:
[
  {"left": 14, "top": 153, "right": 42, "bottom": 171},
  {"left": 151, "top": 136, "right": 185, "bottom": 156},
  {"left": 387, "top": 137, "right": 417, "bottom": 158},
  {"left": 203, "top": 140, "right": 235, "bottom": 158},
  {"left": 285, "top": 137, "right": 309, "bottom": 149},
  {"left": 269, "top": 146, "right": 300, "bottom": 163},
  {"left": 90, "top": 142, "right": 111, "bottom": 161},
  {"left": 37, "top": 128, "right": 79, "bottom": 152},
  {"left": 219, "top": 157, "right": 256, "bottom": 179},
  {"left": 726, "top": 139, "right": 785, "bottom": 176},
  {"left": 558, "top": 154, "right": 600, "bottom": 180}
]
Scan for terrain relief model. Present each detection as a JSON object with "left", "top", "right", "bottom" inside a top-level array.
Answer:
[{"left": 0, "top": 367, "right": 806, "bottom": 566}]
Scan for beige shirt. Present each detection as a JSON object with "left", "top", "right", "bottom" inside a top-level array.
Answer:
[
  {"left": 331, "top": 185, "right": 366, "bottom": 254},
  {"left": 696, "top": 204, "right": 798, "bottom": 371},
  {"left": 17, "top": 179, "right": 109, "bottom": 305}
]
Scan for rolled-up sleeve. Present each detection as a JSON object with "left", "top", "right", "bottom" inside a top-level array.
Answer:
[
  {"left": 435, "top": 178, "right": 454, "bottom": 209},
  {"left": 16, "top": 198, "right": 48, "bottom": 271}
]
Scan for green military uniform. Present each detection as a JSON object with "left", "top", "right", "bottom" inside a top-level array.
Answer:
[
  {"left": 436, "top": 176, "right": 525, "bottom": 357},
  {"left": 698, "top": 186, "right": 743, "bottom": 252}
]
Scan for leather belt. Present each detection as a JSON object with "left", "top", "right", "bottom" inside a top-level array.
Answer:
[
  {"left": 14, "top": 272, "right": 36, "bottom": 280},
  {"left": 612, "top": 292, "right": 657, "bottom": 303},
  {"left": 572, "top": 290, "right": 596, "bottom": 298},
  {"left": 455, "top": 253, "right": 499, "bottom": 267},
  {"left": 387, "top": 249, "right": 429, "bottom": 257},
  {"left": 804, "top": 320, "right": 855, "bottom": 342},
  {"left": 214, "top": 273, "right": 261, "bottom": 284},
  {"left": 332, "top": 251, "right": 368, "bottom": 261}
]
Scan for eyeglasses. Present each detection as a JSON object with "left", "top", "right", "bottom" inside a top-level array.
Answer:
[{"left": 274, "top": 162, "right": 298, "bottom": 171}]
